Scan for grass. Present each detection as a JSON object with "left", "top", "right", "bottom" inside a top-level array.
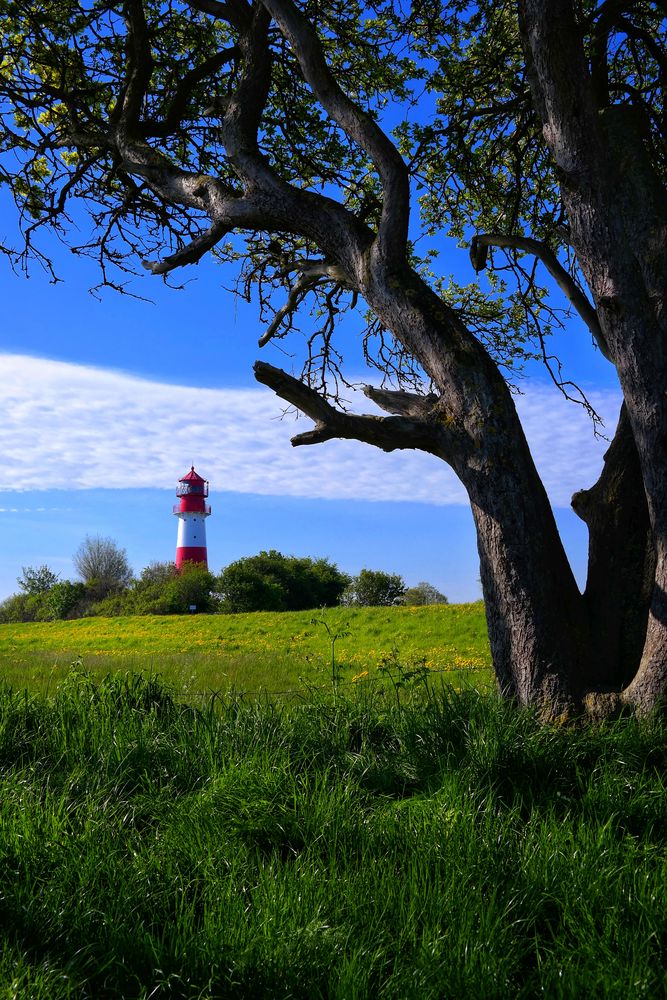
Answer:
[
  {"left": 0, "top": 602, "right": 492, "bottom": 696},
  {"left": 0, "top": 671, "right": 665, "bottom": 998}
]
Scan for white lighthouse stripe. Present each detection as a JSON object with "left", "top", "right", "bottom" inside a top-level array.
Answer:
[{"left": 176, "top": 512, "right": 208, "bottom": 550}]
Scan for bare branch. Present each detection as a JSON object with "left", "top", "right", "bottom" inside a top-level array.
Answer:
[
  {"left": 258, "top": 271, "right": 323, "bottom": 346},
  {"left": 261, "top": 0, "right": 410, "bottom": 267},
  {"left": 254, "top": 361, "right": 446, "bottom": 454},
  {"left": 258, "top": 258, "right": 355, "bottom": 347},
  {"left": 471, "top": 232, "right": 611, "bottom": 360}
]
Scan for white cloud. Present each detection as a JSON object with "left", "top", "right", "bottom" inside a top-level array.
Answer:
[{"left": 0, "top": 354, "right": 619, "bottom": 508}]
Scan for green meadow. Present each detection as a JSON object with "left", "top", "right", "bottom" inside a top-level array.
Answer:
[
  {"left": 0, "top": 673, "right": 666, "bottom": 998},
  {"left": 0, "top": 602, "right": 492, "bottom": 697},
  {"left": 0, "top": 607, "right": 665, "bottom": 998}
]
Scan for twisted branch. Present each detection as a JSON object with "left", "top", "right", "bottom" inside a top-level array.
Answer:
[{"left": 261, "top": 0, "right": 410, "bottom": 267}]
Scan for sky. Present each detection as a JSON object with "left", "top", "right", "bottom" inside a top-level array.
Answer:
[{"left": 0, "top": 191, "right": 621, "bottom": 604}]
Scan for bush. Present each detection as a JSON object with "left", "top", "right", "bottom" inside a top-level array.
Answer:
[
  {"left": 38, "top": 581, "right": 88, "bottom": 620},
  {"left": 402, "top": 582, "right": 448, "bottom": 606},
  {"left": 0, "top": 581, "right": 88, "bottom": 622},
  {"left": 217, "top": 550, "right": 349, "bottom": 613},
  {"left": 90, "top": 561, "right": 217, "bottom": 616},
  {"left": 0, "top": 592, "right": 40, "bottom": 624},
  {"left": 342, "top": 568, "right": 406, "bottom": 606},
  {"left": 158, "top": 561, "right": 217, "bottom": 614}
]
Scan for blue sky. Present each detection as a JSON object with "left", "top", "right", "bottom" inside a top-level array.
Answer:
[{"left": 0, "top": 191, "right": 620, "bottom": 603}]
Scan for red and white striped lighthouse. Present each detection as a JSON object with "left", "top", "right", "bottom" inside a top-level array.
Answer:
[{"left": 173, "top": 466, "right": 211, "bottom": 570}]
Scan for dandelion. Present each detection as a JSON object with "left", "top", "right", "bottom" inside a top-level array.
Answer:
[{"left": 351, "top": 670, "right": 369, "bottom": 683}]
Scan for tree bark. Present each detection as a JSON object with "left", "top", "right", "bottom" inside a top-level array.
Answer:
[{"left": 572, "top": 405, "right": 655, "bottom": 690}]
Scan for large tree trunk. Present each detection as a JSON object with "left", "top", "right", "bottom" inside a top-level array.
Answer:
[
  {"left": 361, "top": 265, "right": 593, "bottom": 715},
  {"left": 519, "top": 0, "right": 667, "bottom": 714}
]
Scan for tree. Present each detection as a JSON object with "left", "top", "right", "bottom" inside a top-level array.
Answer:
[
  {"left": 343, "top": 569, "right": 406, "bottom": 607},
  {"left": 218, "top": 558, "right": 286, "bottom": 613},
  {"left": 217, "top": 550, "right": 349, "bottom": 613},
  {"left": 73, "top": 536, "right": 133, "bottom": 597},
  {"left": 17, "top": 565, "right": 60, "bottom": 595},
  {"left": 1, "top": 0, "right": 665, "bottom": 717},
  {"left": 403, "top": 582, "right": 448, "bottom": 607}
]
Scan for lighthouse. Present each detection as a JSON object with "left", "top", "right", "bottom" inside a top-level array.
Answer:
[{"left": 173, "top": 466, "right": 211, "bottom": 570}]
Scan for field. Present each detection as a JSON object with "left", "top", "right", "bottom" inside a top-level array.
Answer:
[
  {"left": 0, "top": 602, "right": 492, "bottom": 697},
  {"left": 0, "top": 607, "right": 665, "bottom": 998}
]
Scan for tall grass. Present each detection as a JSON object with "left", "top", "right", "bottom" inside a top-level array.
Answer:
[{"left": 0, "top": 671, "right": 665, "bottom": 998}]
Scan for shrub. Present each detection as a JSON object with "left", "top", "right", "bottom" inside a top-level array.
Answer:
[
  {"left": 0, "top": 592, "right": 40, "bottom": 624},
  {"left": 343, "top": 569, "right": 406, "bottom": 606},
  {"left": 90, "top": 561, "right": 217, "bottom": 616},
  {"left": 402, "top": 582, "right": 448, "bottom": 606},
  {"left": 217, "top": 550, "right": 349, "bottom": 613},
  {"left": 38, "top": 581, "right": 88, "bottom": 620}
]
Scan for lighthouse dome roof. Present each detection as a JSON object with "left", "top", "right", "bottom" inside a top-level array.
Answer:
[{"left": 179, "top": 465, "right": 207, "bottom": 484}]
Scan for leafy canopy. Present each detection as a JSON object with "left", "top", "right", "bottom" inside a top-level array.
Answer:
[{"left": 3, "top": 0, "right": 661, "bottom": 399}]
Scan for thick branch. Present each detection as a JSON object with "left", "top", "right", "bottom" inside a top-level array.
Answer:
[
  {"left": 261, "top": 0, "right": 410, "bottom": 267},
  {"left": 187, "top": 0, "right": 251, "bottom": 30},
  {"left": 142, "top": 46, "right": 238, "bottom": 138},
  {"left": 124, "top": 0, "right": 371, "bottom": 277},
  {"left": 121, "top": 0, "right": 154, "bottom": 129},
  {"left": 363, "top": 384, "right": 439, "bottom": 419},
  {"left": 254, "top": 361, "right": 444, "bottom": 453},
  {"left": 142, "top": 220, "right": 228, "bottom": 274},
  {"left": 471, "top": 232, "right": 610, "bottom": 360},
  {"left": 223, "top": 5, "right": 272, "bottom": 157}
]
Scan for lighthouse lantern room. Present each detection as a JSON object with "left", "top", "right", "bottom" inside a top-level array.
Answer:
[{"left": 173, "top": 466, "right": 211, "bottom": 569}]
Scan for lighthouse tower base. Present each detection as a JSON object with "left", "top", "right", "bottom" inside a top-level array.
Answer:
[{"left": 175, "top": 512, "right": 208, "bottom": 569}]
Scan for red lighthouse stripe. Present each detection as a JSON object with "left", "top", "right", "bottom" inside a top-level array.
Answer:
[
  {"left": 177, "top": 494, "right": 211, "bottom": 513},
  {"left": 176, "top": 546, "right": 208, "bottom": 569}
]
